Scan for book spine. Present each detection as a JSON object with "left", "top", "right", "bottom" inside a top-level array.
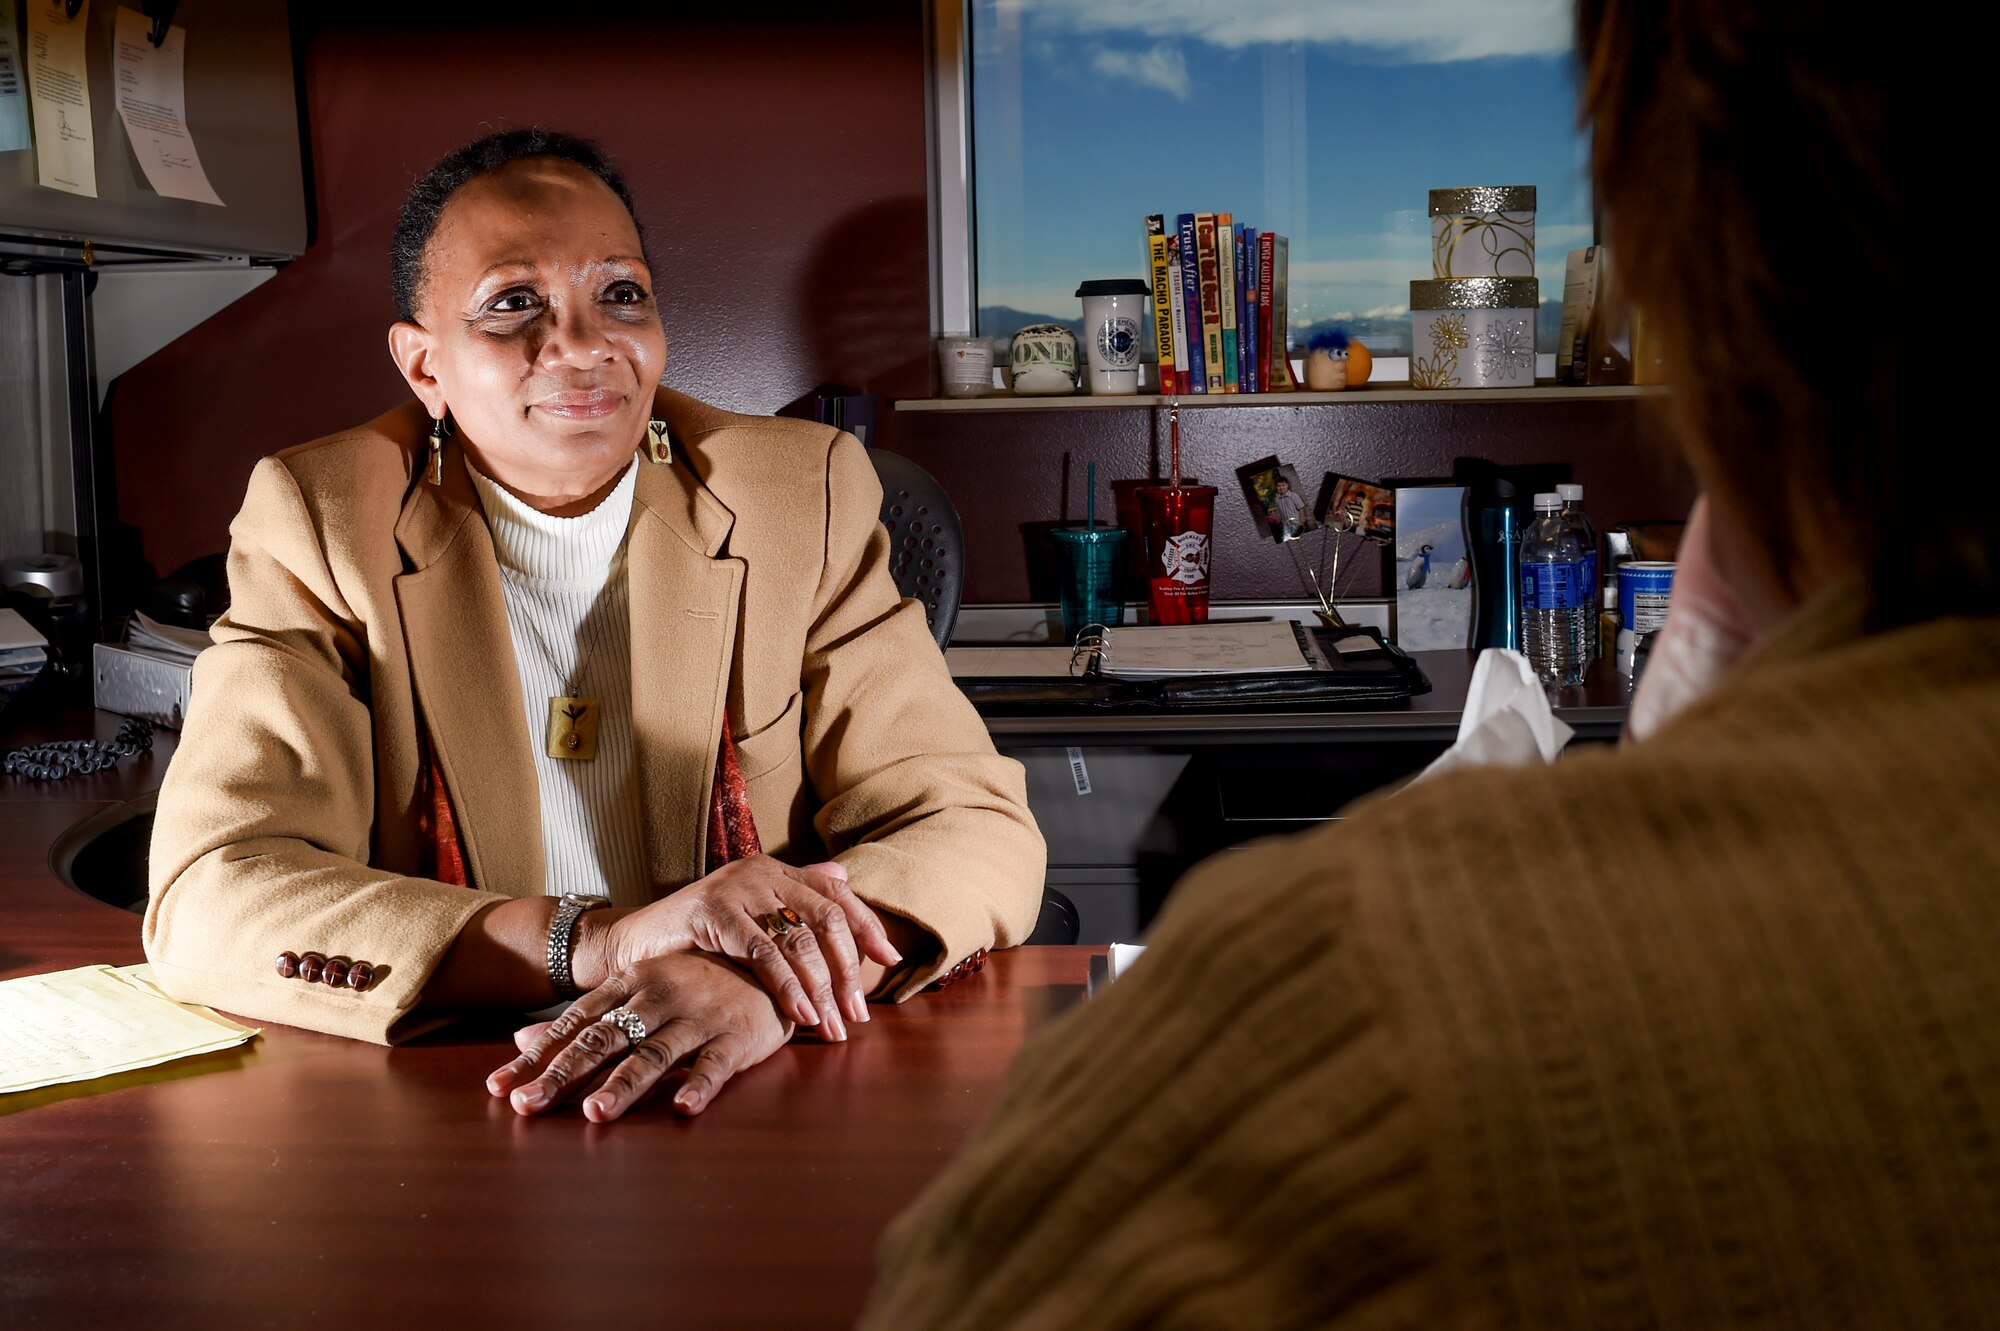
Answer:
[
  {"left": 1146, "top": 215, "right": 1176, "bottom": 396},
  {"left": 1258, "top": 231, "right": 1276, "bottom": 392},
  {"left": 1271, "top": 236, "right": 1296, "bottom": 390},
  {"left": 1243, "top": 227, "right": 1260, "bottom": 393},
  {"left": 1233, "top": 224, "right": 1250, "bottom": 392},
  {"left": 1166, "top": 233, "right": 1189, "bottom": 386},
  {"left": 1176, "top": 213, "right": 1206, "bottom": 394},
  {"left": 1195, "top": 213, "right": 1225, "bottom": 393},
  {"left": 1217, "top": 213, "right": 1239, "bottom": 393}
]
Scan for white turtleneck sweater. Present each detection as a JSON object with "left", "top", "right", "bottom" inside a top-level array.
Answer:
[{"left": 468, "top": 461, "right": 649, "bottom": 907}]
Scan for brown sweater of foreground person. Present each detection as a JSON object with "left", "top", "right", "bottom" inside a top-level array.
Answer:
[{"left": 863, "top": 595, "right": 2000, "bottom": 1329}]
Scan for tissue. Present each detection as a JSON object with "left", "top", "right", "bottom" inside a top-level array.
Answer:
[{"left": 1416, "top": 648, "right": 1574, "bottom": 783}]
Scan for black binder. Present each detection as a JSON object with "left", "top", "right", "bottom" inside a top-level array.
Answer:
[{"left": 954, "top": 624, "right": 1430, "bottom": 714}]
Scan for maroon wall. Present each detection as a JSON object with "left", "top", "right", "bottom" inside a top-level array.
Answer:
[
  {"left": 900, "top": 396, "right": 1693, "bottom": 604},
  {"left": 112, "top": 4, "right": 933, "bottom": 575},
  {"left": 110, "top": 5, "right": 1694, "bottom": 599}
]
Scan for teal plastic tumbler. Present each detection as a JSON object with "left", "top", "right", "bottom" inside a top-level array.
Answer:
[{"left": 1050, "top": 525, "right": 1128, "bottom": 640}]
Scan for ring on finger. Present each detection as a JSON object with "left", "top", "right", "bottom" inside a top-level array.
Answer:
[
  {"left": 759, "top": 908, "right": 803, "bottom": 939},
  {"left": 599, "top": 1006, "right": 648, "bottom": 1044}
]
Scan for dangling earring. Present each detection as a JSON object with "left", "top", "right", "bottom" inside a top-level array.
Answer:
[
  {"left": 645, "top": 418, "right": 672, "bottom": 465},
  {"left": 426, "top": 414, "right": 446, "bottom": 485}
]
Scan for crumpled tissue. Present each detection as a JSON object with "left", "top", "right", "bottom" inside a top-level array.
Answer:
[{"left": 1414, "top": 648, "right": 1573, "bottom": 784}]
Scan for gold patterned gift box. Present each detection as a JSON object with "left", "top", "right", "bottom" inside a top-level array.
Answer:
[
  {"left": 1409, "top": 278, "right": 1540, "bottom": 390},
  {"left": 1430, "top": 186, "right": 1536, "bottom": 280}
]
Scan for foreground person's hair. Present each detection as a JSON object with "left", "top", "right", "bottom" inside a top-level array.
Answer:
[{"left": 1577, "top": 0, "right": 1979, "bottom": 626}]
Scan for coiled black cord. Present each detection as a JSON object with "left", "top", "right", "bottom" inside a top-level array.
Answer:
[{"left": 3, "top": 718, "right": 155, "bottom": 781}]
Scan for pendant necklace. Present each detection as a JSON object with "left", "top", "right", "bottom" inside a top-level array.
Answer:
[{"left": 502, "top": 570, "right": 603, "bottom": 762}]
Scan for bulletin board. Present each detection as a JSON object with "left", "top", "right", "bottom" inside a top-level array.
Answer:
[{"left": 0, "top": 0, "right": 306, "bottom": 260}]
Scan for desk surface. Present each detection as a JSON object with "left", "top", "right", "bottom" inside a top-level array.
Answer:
[
  {"left": 0, "top": 689, "right": 1086, "bottom": 1329},
  {"left": 0, "top": 652, "right": 1622, "bottom": 1326}
]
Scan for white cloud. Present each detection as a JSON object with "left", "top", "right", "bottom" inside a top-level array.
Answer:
[
  {"left": 1090, "top": 43, "right": 1193, "bottom": 99},
  {"left": 1013, "top": 0, "right": 1572, "bottom": 63}
]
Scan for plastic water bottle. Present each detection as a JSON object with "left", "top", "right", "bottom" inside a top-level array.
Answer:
[
  {"left": 1520, "top": 492, "right": 1591, "bottom": 686},
  {"left": 1556, "top": 483, "right": 1600, "bottom": 662}
]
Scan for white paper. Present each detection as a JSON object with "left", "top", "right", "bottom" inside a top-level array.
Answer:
[
  {"left": 0, "top": 963, "right": 258, "bottom": 1095},
  {"left": 24, "top": 0, "right": 94, "bottom": 196},
  {"left": 112, "top": 7, "right": 220, "bottom": 205},
  {"left": 0, "top": 0, "right": 32, "bottom": 153},
  {"left": 1107, "top": 942, "right": 1146, "bottom": 980},
  {"left": 1098, "top": 622, "right": 1308, "bottom": 678},
  {"left": 945, "top": 646, "right": 1078, "bottom": 679},
  {"left": 1414, "top": 648, "right": 1574, "bottom": 784},
  {"left": 128, "top": 609, "right": 212, "bottom": 660}
]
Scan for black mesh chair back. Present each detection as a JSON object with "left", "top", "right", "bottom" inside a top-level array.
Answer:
[
  {"left": 1025, "top": 887, "right": 1081, "bottom": 945},
  {"left": 867, "top": 449, "right": 964, "bottom": 649}
]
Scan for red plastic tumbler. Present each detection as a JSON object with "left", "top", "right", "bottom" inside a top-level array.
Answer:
[{"left": 1135, "top": 484, "right": 1217, "bottom": 624}]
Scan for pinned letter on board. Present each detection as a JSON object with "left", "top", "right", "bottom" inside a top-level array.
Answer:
[
  {"left": 113, "top": 6, "right": 221, "bottom": 205},
  {"left": 24, "top": 0, "right": 96, "bottom": 196}
]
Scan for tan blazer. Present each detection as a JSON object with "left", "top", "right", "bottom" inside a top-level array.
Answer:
[{"left": 144, "top": 387, "right": 1045, "bottom": 1043}]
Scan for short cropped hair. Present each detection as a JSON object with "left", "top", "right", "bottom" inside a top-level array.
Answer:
[
  {"left": 389, "top": 128, "right": 644, "bottom": 324},
  {"left": 1577, "top": 0, "right": 1982, "bottom": 627}
]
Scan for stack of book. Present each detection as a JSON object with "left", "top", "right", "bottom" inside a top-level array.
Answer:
[{"left": 1144, "top": 213, "right": 1299, "bottom": 396}]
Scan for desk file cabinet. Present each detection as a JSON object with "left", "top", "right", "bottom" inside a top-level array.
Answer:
[{"left": 983, "top": 649, "right": 1631, "bottom": 944}]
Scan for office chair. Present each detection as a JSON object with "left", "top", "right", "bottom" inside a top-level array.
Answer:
[
  {"left": 866, "top": 449, "right": 963, "bottom": 650},
  {"left": 863, "top": 449, "right": 1078, "bottom": 945}
]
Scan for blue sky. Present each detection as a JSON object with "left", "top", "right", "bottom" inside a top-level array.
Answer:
[{"left": 971, "top": 0, "right": 1591, "bottom": 348}]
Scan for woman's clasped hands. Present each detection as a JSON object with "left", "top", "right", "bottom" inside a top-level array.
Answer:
[{"left": 488, "top": 856, "right": 905, "bottom": 1122}]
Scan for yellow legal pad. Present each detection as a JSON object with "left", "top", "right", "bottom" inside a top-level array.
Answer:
[{"left": 0, "top": 964, "right": 259, "bottom": 1095}]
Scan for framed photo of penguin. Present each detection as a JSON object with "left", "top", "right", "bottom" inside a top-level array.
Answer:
[{"left": 1391, "top": 483, "right": 1474, "bottom": 650}]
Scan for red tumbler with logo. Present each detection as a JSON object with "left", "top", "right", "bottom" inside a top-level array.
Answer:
[{"left": 1136, "top": 484, "right": 1217, "bottom": 624}]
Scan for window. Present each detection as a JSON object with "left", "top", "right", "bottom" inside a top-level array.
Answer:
[{"left": 962, "top": 0, "right": 1591, "bottom": 360}]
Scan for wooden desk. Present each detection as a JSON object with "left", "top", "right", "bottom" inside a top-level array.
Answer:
[{"left": 1, "top": 688, "right": 1088, "bottom": 1329}]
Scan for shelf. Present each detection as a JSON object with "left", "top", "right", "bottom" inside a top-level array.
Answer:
[{"left": 894, "top": 384, "right": 1667, "bottom": 413}]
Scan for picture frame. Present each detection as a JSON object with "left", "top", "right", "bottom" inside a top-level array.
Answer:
[
  {"left": 1318, "top": 474, "right": 1395, "bottom": 541},
  {"left": 1235, "top": 456, "right": 1317, "bottom": 543},
  {"left": 1388, "top": 481, "right": 1474, "bottom": 651}
]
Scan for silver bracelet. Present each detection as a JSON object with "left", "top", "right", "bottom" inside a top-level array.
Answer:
[{"left": 546, "top": 892, "right": 608, "bottom": 999}]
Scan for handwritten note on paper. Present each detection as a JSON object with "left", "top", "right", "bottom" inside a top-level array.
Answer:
[
  {"left": 1098, "top": 621, "right": 1311, "bottom": 678},
  {"left": 0, "top": 0, "right": 33, "bottom": 154},
  {"left": 0, "top": 964, "right": 258, "bottom": 1095},
  {"left": 24, "top": 0, "right": 94, "bottom": 196},
  {"left": 112, "top": 7, "right": 220, "bottom": 205}
]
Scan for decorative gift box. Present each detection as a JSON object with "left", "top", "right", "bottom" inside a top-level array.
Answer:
[
  {"left": 1430, "top": 186, "right": 1536, "bottom": 279},
  {"left": 1410, "top": 277, "right": 1539, "bottom": 389}
]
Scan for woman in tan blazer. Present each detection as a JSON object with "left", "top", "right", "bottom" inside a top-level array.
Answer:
[{"left": 144, "top": 129, "right": 1044, "bottom": 1122}]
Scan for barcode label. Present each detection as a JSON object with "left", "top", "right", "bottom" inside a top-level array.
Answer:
[{"left": 1066, "top": 747, "right": 1092, "bottom": 795}]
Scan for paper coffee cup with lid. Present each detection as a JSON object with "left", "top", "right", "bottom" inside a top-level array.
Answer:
[{"left": 1076, "top": 279, "right": 1150, "bottom": 395}]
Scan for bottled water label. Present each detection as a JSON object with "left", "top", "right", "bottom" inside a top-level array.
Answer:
[{"left": 1521, "top": 558, "right": 1592, "bottom": 611}]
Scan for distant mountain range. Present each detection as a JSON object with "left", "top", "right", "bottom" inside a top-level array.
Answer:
[{"left": 980, "top": 300, "right": 1565, "bottom": 367}]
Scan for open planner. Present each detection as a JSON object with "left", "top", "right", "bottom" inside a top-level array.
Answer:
[
  {"left": 947, "top": 621, "right": 1318, "bottom": 681},
  {"left": 1074, "top": 621, "right": 1315, "bottom": 678}
]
